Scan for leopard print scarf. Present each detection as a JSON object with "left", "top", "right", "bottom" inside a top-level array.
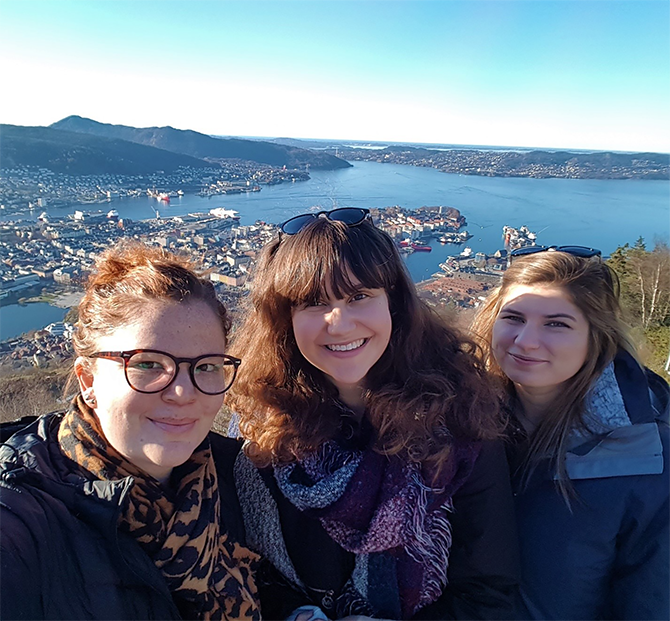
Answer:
[{"left": 58, "top": 396, "right": 261, "bottom": 620}]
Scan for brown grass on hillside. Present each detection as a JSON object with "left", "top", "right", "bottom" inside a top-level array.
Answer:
[{"left": 0, "top": 367, "right": 71, "bottom": 424}]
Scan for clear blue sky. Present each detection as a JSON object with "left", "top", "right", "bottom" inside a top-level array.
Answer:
[{"left": 1, "top": 0, "right": 668, "bottom": 152}]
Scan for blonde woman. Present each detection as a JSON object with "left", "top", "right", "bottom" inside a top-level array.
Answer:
[{"left": 472, "top": 246, "right": 669, "bottom": 620}]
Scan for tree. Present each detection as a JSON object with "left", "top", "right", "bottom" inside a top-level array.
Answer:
[
  {"left": 608, "top": 240, "right": 670, "bottom": 375},
  {"left": 609, "top": 240, "right": 670, "bottom": 329}
]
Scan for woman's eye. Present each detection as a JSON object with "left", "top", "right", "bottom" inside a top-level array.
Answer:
[
  {"left": 195, "top": 363, "right": 222, "bottom": 374},
  {"left": 547, "top": 321, "right": 570, "bottom": 328},
  {"left": 500, "top": 314, "right": 524, "bottom": 322},
  {"left": 351, "top": 292, "right": 368, "bottom": 302},
  {"left": 131, "top": 361, "right": 165, "bottom": 371}
]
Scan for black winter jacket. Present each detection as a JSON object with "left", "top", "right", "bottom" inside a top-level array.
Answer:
[
  {"left": 508, "top": 352, "right": 670, "bottom": 620},
  {"left": 0, "top": 414, "right": 246, "bottom": 621}
]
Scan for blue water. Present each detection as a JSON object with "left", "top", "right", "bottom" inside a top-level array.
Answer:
[
  {"left": 0, "top": 302, "right": 66, "bottom": 341},
  {"left": 2, "top": 161, "right": 668, "bottom": 335}
]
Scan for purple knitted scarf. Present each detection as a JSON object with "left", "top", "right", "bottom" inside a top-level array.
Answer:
[{"left": 274, "top": 438, "right": 481, "bottom": 618}]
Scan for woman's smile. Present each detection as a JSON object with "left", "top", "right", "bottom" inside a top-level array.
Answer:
[
  {"left": 508, "top": 352, "right": 548, "bottom": 365},
  {"left": 148, "top": 417, "right": 198, "bottom": 434},
  {"left": 324, "top": 338, "right": 368, "bottom": 353}
]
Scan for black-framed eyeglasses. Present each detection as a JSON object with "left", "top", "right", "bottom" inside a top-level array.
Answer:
[
  {"left": 90, "top": 349, "right": 241, "bottom": 395},
  {"left": 511, "top": 245, "right": 602, "bottom": 260},
  {"left": 281, "top": 208, "right": 371, "bottom": 236}
]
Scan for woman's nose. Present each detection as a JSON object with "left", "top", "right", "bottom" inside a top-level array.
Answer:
[
  {"left": 162, "top": 364, "right": 197, "bottom": 402},
  {"left": 513, "top": 323, "right": 540, "bottom": 349},
  {"left": 325, "top": 306, "right": 355, "bottom": 333}
]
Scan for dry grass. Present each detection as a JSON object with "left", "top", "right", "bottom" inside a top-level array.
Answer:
[{"left": 0, "top": 367, "right": 71, "bottom": 423}]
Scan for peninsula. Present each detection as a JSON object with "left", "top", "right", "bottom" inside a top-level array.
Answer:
[{"left": 330, "top": 144, "right": 669, "bottom": 180}]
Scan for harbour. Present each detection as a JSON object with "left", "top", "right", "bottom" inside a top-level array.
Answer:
[{"left": 2, "top": 160, "right": 668, "bottom": 340}]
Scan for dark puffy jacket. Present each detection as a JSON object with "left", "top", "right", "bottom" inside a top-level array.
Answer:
[
  {"left": 0, "top": 413, "right": 245, "bottom": 621},
  {"left": 508, "top": 352, "right": 669, "bottom": 620}
]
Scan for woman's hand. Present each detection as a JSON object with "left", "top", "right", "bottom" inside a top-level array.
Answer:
[{"left": 286, "top": 605, "right": 330, "bottom": 621}]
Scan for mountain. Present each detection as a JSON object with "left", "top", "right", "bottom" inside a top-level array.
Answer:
[
  {"left": 269, "top": 137, "right": 339, "bottom": 149},
  {"left": 50, "top": 116, "right": 352, "bottom": 170},
  {"left": 0, "top": 125, "right": 215, "bottom": 175}
]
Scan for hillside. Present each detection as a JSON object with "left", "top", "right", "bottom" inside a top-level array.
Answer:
[
  {"left": 51, "top": 116, "right": 352, "bottom": 170},
  {"left": 0, "top": 125, "right": 215, "bottom": 175},
  {"left": 0, "top": 366, "right": 70, "bottom": 423}
]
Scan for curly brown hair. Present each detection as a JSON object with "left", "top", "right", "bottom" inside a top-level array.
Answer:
[
  {"left": 226, "top": 217, "right": 502, "bottom": 470},
  {"left": 69, "top": 240, "right": 230, "bottom": 385}
]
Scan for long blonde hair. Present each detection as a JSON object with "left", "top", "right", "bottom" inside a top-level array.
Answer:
[{"left": 471, "top": 251, "right": 636, "bottom": 498}]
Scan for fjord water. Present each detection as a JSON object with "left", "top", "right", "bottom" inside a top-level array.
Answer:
[
  {"left": 0, "top": 302, "right": 66, "bottom": 341},
  {"left": 10, "top": 160, "right": 670, "bottom": 284}
]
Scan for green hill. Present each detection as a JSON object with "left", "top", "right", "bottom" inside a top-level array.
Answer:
[
  {"left": 0, "top": 124, "right": 215, "bottom": 175},
  {"left": 51, "top": 116, "right": 352, "bottom": 170}
]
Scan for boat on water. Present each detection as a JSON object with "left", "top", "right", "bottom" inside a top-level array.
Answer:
[
  {"left": 398, "top": 238, "right": 412, "bottom": 248},
  {"left": 460, "top": 247, "right": 473, "bottom": 257},
  {"left": 411, "top": 241, "right": 432, "bottom": 252}
]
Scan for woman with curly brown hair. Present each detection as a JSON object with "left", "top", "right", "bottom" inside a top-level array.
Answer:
[
  {"left": 226, "top": 208, "right": 519, "bottom": 620},
  {"left": 0, "top": 241, "right": 260, "bottom": 620},
  {"left": 471, "top": 246, "right": 669, "bottom": 620}
]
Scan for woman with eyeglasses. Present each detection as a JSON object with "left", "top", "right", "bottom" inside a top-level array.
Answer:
[
  {"left": 225, "top": 208, "right": 519, "bottom": 620},
  {"left": 0, "top": 241, "right": 260, "bottom": 620},
  {"left": 471, "top": 247, "right": 669, "bottom": 620}
]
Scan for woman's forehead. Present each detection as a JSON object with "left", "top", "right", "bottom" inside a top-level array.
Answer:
[{"left": 500, "top": 283, "right": 581, "bottom": 314}]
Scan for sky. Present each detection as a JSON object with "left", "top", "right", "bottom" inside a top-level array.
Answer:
[{"left": 0, "top": 0, "right": 668, "bottom": 152}]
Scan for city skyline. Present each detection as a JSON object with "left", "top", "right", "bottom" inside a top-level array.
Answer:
[{"left": 1, "top": 0, "right": 669, "bottom": 153}]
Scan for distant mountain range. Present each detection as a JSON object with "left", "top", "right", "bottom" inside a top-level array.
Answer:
[
  {"left": 50, "top": 116, "right": 351, "bottom": 171},
  {"left": 0, "top": 124, "right": 215, "bottom": 175}
]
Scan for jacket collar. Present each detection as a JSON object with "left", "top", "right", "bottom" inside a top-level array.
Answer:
[
  {"left": 0, "top": 413, "right": 133, "bottom": 523},
  {"left": 571, "top": 349, "right": 666, "bottom": 447},
  {"left": 564, "top": 351, "right": 666, "bottom": 479}
]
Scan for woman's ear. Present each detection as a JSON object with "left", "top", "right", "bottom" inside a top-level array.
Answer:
[{"left": 74, "top": 357, "right": 96, "bottom": 406}]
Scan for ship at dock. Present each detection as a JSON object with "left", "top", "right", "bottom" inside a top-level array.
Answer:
[
  {"left": 438, "top": 230, "right": 473, "bottom": 244},
  {"left": 397, "top": 238, "right": 431, "bottom": 253},
  {"left": 209, "top": 207, "right": 241, "bottom": 223},
  {"left": 147, "top": 189, "right": 170, "bottom": 202},
  {"left": 411, "top": 241, "right": 432, "bottom": 252}
]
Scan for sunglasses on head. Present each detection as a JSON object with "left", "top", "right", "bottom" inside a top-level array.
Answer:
[
  {"left": 280, "top": 207, "right": 371, "bottom": 236},
  {"left": 510, "top": 245, "right": 602, "bottom": 260}
]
